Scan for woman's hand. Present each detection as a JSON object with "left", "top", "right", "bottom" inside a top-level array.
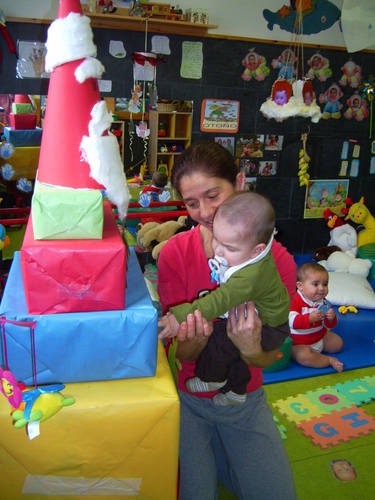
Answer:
[
  {"left": 175, "top": 310, "right": 213, "bottom": 362},
  {"left": 227, "top": 302, "right": 277, "bottom": 368}
]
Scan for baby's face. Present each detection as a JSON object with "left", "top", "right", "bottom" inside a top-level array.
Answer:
[
  {"left": 298, "top": 271, "right": 329, "bottom": 302},
  {"left": 274, "top": 90, "right": 287, "bottom": 105},
  {"left": 212, "top": 215, "right": 255, "bottom": 267}
]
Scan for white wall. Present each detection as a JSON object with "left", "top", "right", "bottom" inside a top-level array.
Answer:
[{"left": 0, "top": 0, "right": 352, "bottom": 49}]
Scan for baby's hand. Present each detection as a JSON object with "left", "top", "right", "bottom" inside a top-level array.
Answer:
[
  {"left": 309, "top": 309, "right": 324, "bottom": 323},
  {"left": 325, "top": 308, "right": 336, "bottom": 322},
  {"left": 158, "top": 313, "right": 180, "bottom": 339}
]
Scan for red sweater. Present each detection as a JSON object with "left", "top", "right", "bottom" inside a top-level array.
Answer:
[{"left": 289, "top": 290, "right": 338, "bottom": 345}]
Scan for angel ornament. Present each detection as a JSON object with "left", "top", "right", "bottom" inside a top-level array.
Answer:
[{"left": 319, "top": 84, "right": 343, "bottom": 120}]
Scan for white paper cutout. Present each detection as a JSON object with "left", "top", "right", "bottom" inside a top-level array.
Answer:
[
  {"left": 109, "top": 40, "right": 126, "bottom": 58},
  {"left": 151, "top": 36, "right": 171, "bottom": 55},
  {"left": 180, "top": 42, "right": 203, "bottom": 80}
]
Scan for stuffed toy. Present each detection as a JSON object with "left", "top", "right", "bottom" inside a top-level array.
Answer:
[
  {"left": 344, "top": 196, "right": 375, "bottom": 248},
  {"left": 137, "top": 216, "right": 188, "bottom": 261},
  {"left": 319, "top": 250, "right": 372, "bottom": 277},
  {"left": 323, "top": 208, "right": 357, "bottom": 255},
  {"left": 312, "top": 245, "right": 341, "bottom": 261}
]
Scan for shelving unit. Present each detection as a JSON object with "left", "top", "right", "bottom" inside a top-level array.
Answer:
[
  {"left": 110, "top": 120, "right": 125, "bottom": 164},
  {"left": 148, "top": 110, "right": 192, "bottom": 176}
]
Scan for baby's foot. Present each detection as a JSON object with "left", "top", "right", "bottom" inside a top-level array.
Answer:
[
  {"left": 186, "top": 377, "right": 227, "bottom": 393},
  {"left": 212, "top": 391, "right": 246, "bottom": 406},
  {"left": 329, "top": 357, "right": 344, "bottom": 372}
]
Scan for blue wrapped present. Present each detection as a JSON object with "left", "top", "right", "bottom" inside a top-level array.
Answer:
[
  {"left": 3, "top": 127, "right": 43, "bottom": 147},
  {"left": 0, "top": 248, "right": 158, "bottom": 385}
]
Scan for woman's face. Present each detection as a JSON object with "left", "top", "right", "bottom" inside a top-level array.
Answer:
[{"left": 179, "top": 172, "right": 241, "bottom": 232}]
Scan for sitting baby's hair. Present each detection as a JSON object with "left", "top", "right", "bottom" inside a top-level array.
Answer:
[
  {"left": 297, "top": 261, "right": 328, "bottom": 282},
  {"left": 152, "top": 171, "right": 168, "bottom": 188}
]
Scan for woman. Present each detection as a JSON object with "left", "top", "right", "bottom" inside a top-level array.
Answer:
[{"left": 157, "top": 141, "right": 297, "bottom": 500}]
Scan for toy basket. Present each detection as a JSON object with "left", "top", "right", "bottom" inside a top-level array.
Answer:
[{"left": 156, "top": 100, "right": 180, "bottom": 112}]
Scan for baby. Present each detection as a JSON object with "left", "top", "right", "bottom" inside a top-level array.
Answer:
[
  {"left": 158, "top": 191, "right": 290, "bottom": 406},
  {"left": 289, "top": 262, "right": 343, "bottom": 372}
]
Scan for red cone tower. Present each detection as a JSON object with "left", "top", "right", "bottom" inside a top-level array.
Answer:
[{"left": 37, "top": 0, "right": 104, "bottom": 190}]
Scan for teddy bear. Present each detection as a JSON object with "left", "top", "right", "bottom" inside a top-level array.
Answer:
[
  {"left": 318, "top": 250, "right": 372, "bottom": 278},
  {"left": 136, "top": 216, "right": 188, "bottom": 261}
]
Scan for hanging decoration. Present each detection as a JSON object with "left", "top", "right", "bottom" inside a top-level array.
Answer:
[
  {"left": 241, "top": 48, "right": 270, "bottom": 82},
  {"left": 0, "top": 317, "right": 75, "bottom": 435},
  {"left": 260, "top": 3, "right": 322, "bottom": 123},
  {"left": 358, "top": 75, "right": 375, "bottom": 139},
  {"left": 305, "top": 52, "right": 332, "bottom": 82},
  {"left": 128, "top": 18, "right": 162, "bottom": 167},
  {"left": 272, "top": 49, "right": 297, "bottom": 81},
  {"left": 344, "top": 94, "right": 369, "bottom": 121},
  {"left": 318, "top": 84, "right": 343, "bottom": 120},
  {"left": 338, "top": 60, "right": 362, "bottom": 89},
  {"left": 298, "top": 129, "right": 310, "bottom": 187}
]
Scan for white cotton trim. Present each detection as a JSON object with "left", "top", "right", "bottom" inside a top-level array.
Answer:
[
  {"left": 75, "top": 57, "right": 105, "bottom": 83},
  {"left": 88, "top": 101, "right": 113, "bottom": 137},
  {"left": 45, "top": 12, "right": 97, "bottom": 72},
  {"left": 80, "top": 135, "right": 130, "bottom": 220}
]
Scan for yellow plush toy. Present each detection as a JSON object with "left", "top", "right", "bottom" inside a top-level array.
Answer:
[
  {"left": 137, "top": 216, "right": 188, "bottom": 260},
  {"left": 345, "top": 196, "right": 375, "bottom": 248}
]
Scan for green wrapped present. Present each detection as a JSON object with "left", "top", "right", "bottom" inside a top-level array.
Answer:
[
  {"left": 12, "top": 103, "right": 32, "bottom": 114},
  {"left": 31, "top": 180, "right": 104, "bottom": 240}
]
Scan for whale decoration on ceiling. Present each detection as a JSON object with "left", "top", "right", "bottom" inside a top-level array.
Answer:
[{"left": 263, "top": 0, "right": 341, "bottom": 35}]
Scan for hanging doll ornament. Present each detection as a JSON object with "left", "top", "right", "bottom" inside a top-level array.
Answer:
[
  {"left": 305, "top": 53, "right": 332, "bottom": 82},
  {"left": 241, "top": 48, "right": 270, "bottom": 81},
  {"left": 344, "top": 94, "right": 369, "bottom": 122},
  {"left": 272, "top": 49, "right": 297, "bottom": 81},
  {"left": 339, "top": 60, "right": 362, "bottom": 89},
  {"left": 260, "top": 79, "right": 294, "bottom": 121},
  {"left": 319, "top": 84, "right": 343, "bottom": 120}
]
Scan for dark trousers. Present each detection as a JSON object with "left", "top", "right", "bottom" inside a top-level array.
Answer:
[{"left": 194, "top": 319, "right": 251, "bottom": 395}]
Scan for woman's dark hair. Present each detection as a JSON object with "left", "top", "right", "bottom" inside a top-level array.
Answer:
[{"left": 171, "top": 141, "right": 239, "bottom": 194}]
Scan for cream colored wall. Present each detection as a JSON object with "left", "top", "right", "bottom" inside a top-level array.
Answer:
[{"left": 0, "top": 0, "right": 347, "bottom": 47}]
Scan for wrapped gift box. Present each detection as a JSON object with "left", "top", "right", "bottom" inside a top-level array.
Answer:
[
  {"left": 0, "top": 247, "right": 158, "bottom": 385},
  {"left": 32, "top": 180, "right": 104, "bottom": 240},
  {"left": 0, "top": 146, "right": 40, "bottom": 180},
  {"left": 12, "top": 103, "right": 32, "bottom": 114},
  {"left": 0, "top": 343, "right": 179, "bottom": 499},
  {"left": 9, "top": 113, "right": 37, "bottom": 130},
  {"left": 3, "top": 126, "right": 42, "bottom": 147},
  {"left": 21, "top": 202, "right": 124, "bottom": 314}
]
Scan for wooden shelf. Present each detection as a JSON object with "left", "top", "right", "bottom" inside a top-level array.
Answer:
[
  {"left": 82, "top": 7, "right": 218, "bottom": 36},
  {"left": 8, "top": 9, "right": 217, "bottom": 36}
]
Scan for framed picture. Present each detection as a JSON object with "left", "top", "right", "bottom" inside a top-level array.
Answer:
[
  {"left": 245, "top": 177, "right": 257, "bottom": 191},
  {"left": 239, "top": 158, "right": 258, "bottom": 176},
  {"left": 200, "top": 99, "right": 240, "bottom": 133},
  {"left": 265, "top": 135, "right": 284, "bottom": 151},
  {"left": 304, "top": 179, "right": 349, "bottom": 219},
  {"left": 215, "top": 136, "right": 235, "bottom": 155},
  {"left": 258, "top": 161, "right": 277, "bottom": 176},
  {"left": 16, "top": 41, "right": 49, "bottom": 79},
  {"left": 235, "top": 134, "right": 264, "bottom": 158}
]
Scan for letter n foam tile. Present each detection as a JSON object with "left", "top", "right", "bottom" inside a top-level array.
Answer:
[
  {"left": 296, "top": 406, "right": 375, "bottom": 449},
  {"left": 273, "top": 395, "right": 322, "bottom": 424},
  {"left": 334, "top": 379, "right": 375, "bottom": 406},
  {"left": 305, "top": 386, "right": 353, "bottom": 414}
]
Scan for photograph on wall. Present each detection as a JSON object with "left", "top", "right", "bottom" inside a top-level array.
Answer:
[
  {"left": 258, "top": 161, "right": 277, "bottom": 176},
  {"left": 235, "top": 134, "right": 264, "bottom": 158},
  {"left": 215, "top": 136, "right": 235, "bottom": 155},
  {"left": 304, "top": 179, "right": 349, "bottom": 219},
  {"left": 200, "top": 100, "right": 240, "bottom": 133},
  {"left": 245, "top": 177, "right": 257, "bottom": 191},
  {"left": 265, "top": 134, "right": 284, "bottom": 151},
  {"left": 239, "top": 158, "right": 258, "bottom": 176}
]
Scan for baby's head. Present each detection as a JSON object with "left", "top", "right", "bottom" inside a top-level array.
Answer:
[
  {"left": 213, "top": 192, "right": 275, "bottom": 266},
  {"left": 297, "top": 262, "right": 329, "bottom": 302},
  {"left": 152, "top": 171, "right": 168, "bottom": 188}
]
